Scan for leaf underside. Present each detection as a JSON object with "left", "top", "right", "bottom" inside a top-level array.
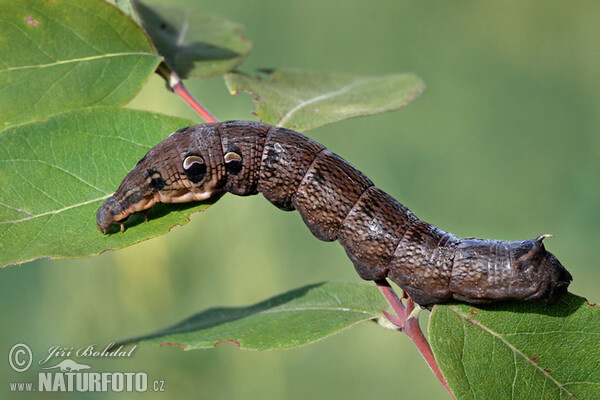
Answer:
[
  {"left": 132, "top": 0, "right": 252, "bottom": 79},
  {"left": 118, "top": 282, "right": 390, "bottom": 351},
  {"left": 225, "top": 68, "right": 425, "bottom": 132}
]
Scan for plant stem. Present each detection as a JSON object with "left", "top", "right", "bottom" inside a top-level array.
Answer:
[
  {"left": 375, "top": 279, "right": 455, "bottom": 400},
  {"left": 157, "top": 63, "right": 219, "bottom": 123}
]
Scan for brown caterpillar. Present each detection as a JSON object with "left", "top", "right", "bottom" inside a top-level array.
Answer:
[{"left": 96, "top": 121, "right": 572, "bottom": 306}]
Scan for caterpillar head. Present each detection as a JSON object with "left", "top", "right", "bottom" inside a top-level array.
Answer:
[{"left": 96, "top": 124, "right": 225, "bottom": 234}]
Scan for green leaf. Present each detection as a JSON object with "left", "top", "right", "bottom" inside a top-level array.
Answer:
[
  {"left": 0, "top": 0, "right": 160, "bottom": 128},
  {"left": 224, "top": 69, "right": 425, "bottom": 132},
  {"left": 105, "top": 0, "right": 141, "bottom": 25},
  {"left": 119, "top": 282, "right": 390, "bottom": 351},
  {"left": 0, "top": 107, "right": 206, "bottom": 267},
  {"left": 429, "top": 294, "right": 600, "bottom": 400},
  {"left": 132, "top": 0, "right": 252, "bottom": 79}
]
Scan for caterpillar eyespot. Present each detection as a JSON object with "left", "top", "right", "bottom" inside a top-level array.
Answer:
[
  {"left": 182, "top": 154, "right": 206, "bottom": 183},
  {"left": 96, "top": 121, "right": 572, "bottom": 306},
  {"left": 147, "top": 169, "right": 166, "bottom": 191},
  {"left": 224, "top": 151, "right": 242, "bottom": 163},
  {"left": 224, "top": 151, "right": 243, "bottom": 175},
  {"left": 183, "top": 154, "right": 204, "bottom": 169}
]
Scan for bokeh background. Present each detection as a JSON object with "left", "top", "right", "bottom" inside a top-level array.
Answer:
[{"left": 2, "top": 1, "right": 599, "bottom": 399}]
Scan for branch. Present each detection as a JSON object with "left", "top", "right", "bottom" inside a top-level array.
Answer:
[
  {"left": 375, "top": 279, "right": 455, "bottom": 400},
  {"left": 157, "top": 63, "right": 219, "bottom": 123}
]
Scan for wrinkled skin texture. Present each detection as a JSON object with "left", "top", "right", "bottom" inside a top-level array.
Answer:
[{"left": 97, "top": 121, "right": 572, "bottom": 306}]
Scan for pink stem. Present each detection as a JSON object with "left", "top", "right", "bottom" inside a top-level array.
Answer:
[
  {"left": 375, "top": 279, "right": 455, "bottom": 400},
  {"left": 157, "top": 63, "right": 219, "bottom": 123},
  {"left": 376, "top": 279, "right": 408, "bottom": 321}
]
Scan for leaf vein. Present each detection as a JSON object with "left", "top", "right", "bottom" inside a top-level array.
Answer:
[
  {"left": 450, "top": 306, "right": 577, "bottom": 398},
  {"left": 0, "top": 158, "right": 108, "bottom": 194},
  {"left": 277, "top": 78, "right": 372, "bottom": 126},
  {"left": 14, "top": 169, "right": 64, "bottom": 207},
  {"left": 0, "top": 53, "right": 157, "bottom": 74},
  {"left": 0, "top": 201, "right": 33, "bottom": 216},
  {"left": 0, "top": 195, "right": 110, "bottom": 225}
]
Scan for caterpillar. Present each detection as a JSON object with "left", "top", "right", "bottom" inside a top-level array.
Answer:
[{"left": 96, "top": 121, "right": 572, "bottom": 306}]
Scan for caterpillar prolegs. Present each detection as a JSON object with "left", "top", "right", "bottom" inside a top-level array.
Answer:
[{"left": 96, "top": 121, "right": 572, "bottom": 306}]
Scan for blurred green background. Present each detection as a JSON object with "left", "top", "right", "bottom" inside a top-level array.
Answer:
[{"left": 2, "top": 1, "right": 599, "bottom": 399}]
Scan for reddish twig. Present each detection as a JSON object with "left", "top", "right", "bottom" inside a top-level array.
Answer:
[
  {"left": 375, "top": 279, "right": 455, "bottom": 399},
  {"left": 157, "top": 63, "right": 219, "bottom": 123}
]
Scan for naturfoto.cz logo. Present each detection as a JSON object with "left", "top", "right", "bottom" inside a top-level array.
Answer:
[{"left": 8, "top": 343, "right": 165, "bottom": 393}]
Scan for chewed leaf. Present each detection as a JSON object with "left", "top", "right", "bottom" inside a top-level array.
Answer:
[
  {"left": 118, "top": 282, "right": 389, "bottom": 351},
  {"left": 0, "top": 0, "right": 160, "bottom": 127},
  {"left": 224, "top": 69, "right": 425, "bottom": 132},
  {"left": 429, "top": 294, "right": 600, "bottom": 399},
  {"left": 132, "top": 0, "right": 252, "bottom": 79},
  {"left": 0, "top": 107, "right": 205, "bottom": 268}
]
